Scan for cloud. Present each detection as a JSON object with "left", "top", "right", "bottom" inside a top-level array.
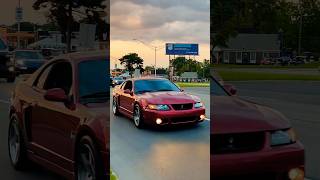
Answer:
[{"left": 110, "top": 0, "right": 210, "bottom": 44}]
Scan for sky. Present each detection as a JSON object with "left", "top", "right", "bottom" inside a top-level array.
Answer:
[
  {"left": 110, "top": 0, "right": 210, "bottom": 69},
  {"left": 0, "top": 0, "right": 46, "bottom": 25}
]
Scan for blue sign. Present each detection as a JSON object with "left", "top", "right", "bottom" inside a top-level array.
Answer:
[{"left": 166, "top": 43, "right": 199, "bottom": 55}]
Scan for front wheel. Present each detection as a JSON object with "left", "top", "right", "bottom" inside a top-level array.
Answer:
[
  {"left": 8, "top": 116, "right": 28, "bottom": 170},
  {"left": 133, "top": 104, "right": 144, "bottom": 129},
  {"left": 112, "top": 97, "right": 120, "bottom": 116},
  {"left": 76, "top": 136, "right": 105, "bottom": 180}
]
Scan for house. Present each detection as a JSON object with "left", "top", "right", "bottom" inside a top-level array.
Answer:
[{"left": 213, "top": 34, "right": 280, "bottom": 64}]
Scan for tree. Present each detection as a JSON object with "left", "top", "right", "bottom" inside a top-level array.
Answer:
[
  {"left": 119, "top": 53, "right": 144, "bottom": 77},
  {"left": 33, "top": 0, "right": 107, "bottom": 52}
]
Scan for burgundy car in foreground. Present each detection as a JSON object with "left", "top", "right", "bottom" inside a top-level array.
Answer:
[
  {"left": 8, "top": 52, "right": 109, "bottom": 179},
  {"left": 211, "top": 78, "right": 304, "bottom": 180},
  {"left": 112, "top": 78, "right": 206, "bottom": 128}
]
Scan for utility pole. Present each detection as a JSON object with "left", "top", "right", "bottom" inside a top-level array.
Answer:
[{"left": 133, "top": 39, "right": 163, "bottom": 77}]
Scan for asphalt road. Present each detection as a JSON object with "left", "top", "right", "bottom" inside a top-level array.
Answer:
[
  {"left": 230, "top": 81, "right": 320, "bottom": 180},
  {"left": 110, "top": 87, "right": 210, "bottom": 180},
  {"left": 0, "top": 78, "right": 63, "bottom": 179}
]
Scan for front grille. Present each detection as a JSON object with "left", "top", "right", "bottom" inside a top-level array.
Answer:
[
  {"left": 171, "top": 116, "right": 197, "bottom": 123},
  {"left": 211, "top": 132, "right": 265, "bottom": 154},
  {"left": 171, "top": 103, "right": 193, "bottom": 110}
]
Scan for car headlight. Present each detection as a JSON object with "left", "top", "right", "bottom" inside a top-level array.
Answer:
[
  {"left": 147, "top": 104, "right": 170, "bottom": 111},
  {"left": 270, "top": 128, "right": 296, "bottom": 146},
  {"left": 16, "top": 60, "right": 24, "bottom": 65},
  {"left": 8, "top": 66, "right": 14, "bottom": 72},
  {"left": 194, "top": 102, "right": 204, "bottom": 108}
]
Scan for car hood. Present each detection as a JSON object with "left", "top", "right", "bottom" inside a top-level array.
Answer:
[
  {"left": 138, "top": 91, "right": 200, "bottom": 104},
  {"left": 211, "top": 96, "right": 290, "bottom": 134}
]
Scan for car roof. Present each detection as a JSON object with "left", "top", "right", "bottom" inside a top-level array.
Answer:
[{"left": 129, "top": 77, "right": 168, "bottom": 81}]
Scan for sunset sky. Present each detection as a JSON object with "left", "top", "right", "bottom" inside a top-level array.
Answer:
[{"left": 110, "top": 0, "right": 210, "bottom": 68}]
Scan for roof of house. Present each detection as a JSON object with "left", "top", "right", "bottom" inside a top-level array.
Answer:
[
  {"left": 215, "top": 34, "right": 280, "bottom": 51},
  {"left": 180, "top": 72, "right": 198, "bottom": 78}
]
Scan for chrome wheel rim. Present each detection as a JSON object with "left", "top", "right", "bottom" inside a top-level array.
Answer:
[
  {"left": 9, "top": 120, "right": 20, "bottom": 165},
  {"left": 112, "top": 99, "right": 117, "bottom": 114},
  {"left": 77, "top": 144, "right": 96, "bottom": 180},
  {"left": 133, "top": 106, "right": 140, "bottom": 126}
]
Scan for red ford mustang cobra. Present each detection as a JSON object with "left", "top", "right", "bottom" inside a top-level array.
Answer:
[
  {"left": 8, "top": 51, "right": 109, "bottom": 179},
  {"left": 112, "top": 77, "right": 206, "bottom": 128},
  {"left": 211, "top": 77, "right": 304, "bottom": 180}
]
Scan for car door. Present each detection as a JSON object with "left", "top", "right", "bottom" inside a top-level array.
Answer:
[
  {"left": 119, "top": 80, "right": 134, "bottom": 114},
  {"left": 30, "top": 60, "right": 80, "bottom": 171}
]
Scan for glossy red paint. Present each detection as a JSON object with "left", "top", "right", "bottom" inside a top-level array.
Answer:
[
  {"left": 9, "top": 51, "right": 109, "bottom": 179},
  {"left": 211, "top": 78, "right": 304, "bottom": 179},
  {"left": 112, "top": 77, "right": 206, "bottom": 127}
]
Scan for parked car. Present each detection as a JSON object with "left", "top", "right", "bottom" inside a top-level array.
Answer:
[
  {"left": 111, "top": 76, "right": 124, "bottom": 87},
  {"left": 0, "top": 38, "right": 16, "bottom": 82},
  {"left": 8, "top": 51, "right": 109, "bottom": 179},
  {"left": 112, "top": 77, "right": 206, "bottom": 128},
  {"left": 211, "top": 77, "right": 304, "bottom": 179},
  {"left": 13, "top": 50, "right": 46, "bottom": 74}
]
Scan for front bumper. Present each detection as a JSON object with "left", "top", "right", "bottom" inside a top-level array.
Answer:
[
  {"left": 211, "top": 141, "right": 304, "bottom": 179},
  {"left": 142, "top": 108, "right": 206, "bottom": 126}
]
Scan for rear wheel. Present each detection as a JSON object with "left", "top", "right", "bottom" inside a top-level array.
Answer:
[
  {"left": 76, "top": 136, "right": 105, "bottom": 180},
  {"left": 133, "top": 104, "right": 144, "bottom": 128},
  {"left": 8, "top": 116, "right": 28, "bottom": 170}
]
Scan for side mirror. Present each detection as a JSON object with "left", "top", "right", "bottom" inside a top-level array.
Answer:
[
  {"left": 44, "top": 88, "right": 68, "bottom": 102},
  {"left": 223, "top": 84, "right": 237, "bottom": 95},
  {"left": 124, "top": 89, "right": 133, "bottom": 95}
]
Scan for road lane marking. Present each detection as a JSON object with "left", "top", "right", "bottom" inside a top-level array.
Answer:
[{"left": 0, "top": 99, "right": 10, "bottom": 104}]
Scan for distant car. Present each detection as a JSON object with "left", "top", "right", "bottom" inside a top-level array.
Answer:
[
  {"left": 9, "top": 51, "right": 109, "bottom": 179},
  {"left": 260, "top": 58, "right": 275, "bottom": 65},
  {"left": 112, "top": 77, "right": 206, "bottom": 128},
  {"left": 211, "top": 77, "right": 304, "bottom": 179},
  {"left": 0, "top": 38, "right": 15, "bottom": 82},
  {"left": 112, "top": 77, "right": 124, "bottom": 87},
  {"left": 13, "top": 50, "right": 46, "bottom": 74}
]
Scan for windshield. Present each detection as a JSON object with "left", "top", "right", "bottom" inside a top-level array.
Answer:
[
  {"left": 78, "top": 59, "right": 109, "bottom": 103},
  {"left": 15, "top": 51, "right": 43, "bottom": 59},
  {"left": 0, "top": 39, "right": 7, "bottom": 49},
  {"left": 134, "top": 79, "right": 180, "bottom": 94},
  {"left": 114, "top": 77, "right": 123, "bottom": 80},
  {"left": 211, "top": 78, "right": 228, "bottom": 96}
]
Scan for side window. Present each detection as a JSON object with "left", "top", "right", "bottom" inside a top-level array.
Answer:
[
  {"left": 121, "top": 82, "right": 127, "bottom": 89},
  {"left": 43, "top": 61, "right": 73, "bottom": 94},
  {"left": 34, "top": 65, "right": 53, "bottom": 89},
  {"left": 123, "top": 81, "right": 132, "bottom": 90}
]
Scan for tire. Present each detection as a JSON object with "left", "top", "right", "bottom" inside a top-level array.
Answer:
[
  {"left": 76, "top": 136, "right": 106, "bottom": 180},
  {"left": 8, "top": 116, "right": 28, "bottom": 170},
  {"left": 7, "top": 76, "right": 15, "bottom": 83},
  {"left": 112, "top": 97, "right": 120, "bottom": 116},
  {"left": 133, "top": 104, "right": 144, "bottom": 129}
]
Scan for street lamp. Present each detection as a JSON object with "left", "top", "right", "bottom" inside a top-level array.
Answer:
[{"left": 133, "top": 39, "right": 163, "bottom": 77}]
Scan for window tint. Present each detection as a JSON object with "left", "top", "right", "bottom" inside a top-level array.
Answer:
[
  {"left": 134, "top": 79, "right": 180, "bottom": 94},
  {"left": 43, "top": 61, "right": 72, "bottom": 94},
  {"left": 123, "top": 81, "right": 132, "bottom": 90},
  {"left": 211, "top": 79, "right": 228, "bottom": 96},
  {"left": 78, "top": 59, "right": 109, "bottom": 100}
]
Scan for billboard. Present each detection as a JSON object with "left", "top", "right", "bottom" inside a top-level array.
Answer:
[{"left": 166, "top": 43, "right": 199, "bottom": 55}]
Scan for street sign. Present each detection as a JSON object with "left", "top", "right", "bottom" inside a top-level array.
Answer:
[
  {"left": 166, "top": 43, "right": 199, "bottom": 55},
  {"left": 16, "top": 7, "right": 23, "bottom": 22}
]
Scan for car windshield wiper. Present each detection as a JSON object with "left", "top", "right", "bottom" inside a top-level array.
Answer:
[{"left": 80, "top": 91, "right": 108, "bottom": 99}]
